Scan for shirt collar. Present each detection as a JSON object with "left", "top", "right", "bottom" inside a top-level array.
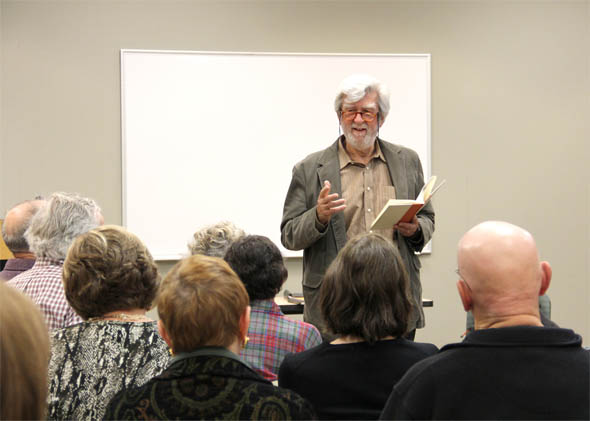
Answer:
[
  {"left": 34, "top": 256, "right": 64, "bottom": 267},
  {"left": 338, "top": 135, "right": 386, "bottom": 169},
  {"left": 443, "top": 326, "right": 582, "bottom": 351},
  {"left": 170, "top": 346, "right": 251, "bottom": 368},
  {"left": 250, "top": 299, "right": 283, "bottom": 315}
]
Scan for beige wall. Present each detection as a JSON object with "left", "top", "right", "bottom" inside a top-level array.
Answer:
[{"left": 2, "top": 0, "right": 588, "bottom": 347}]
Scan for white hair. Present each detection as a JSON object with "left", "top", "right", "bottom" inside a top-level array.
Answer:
[
  {"left": 187, "top": 221, "right": 245, "bottom": 258},
  {"left": 334, "top": 74, "right": 391, "bottom": 119},
  {"left": 25, "top": 192, "right": 102, "bottom": 260}
]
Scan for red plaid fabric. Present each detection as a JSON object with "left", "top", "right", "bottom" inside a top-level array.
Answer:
[
  {"left": 240, "top": 300, "right": 322, "bottom": 381},
  {"left": 7, "top": 257, "right": 83, "bottom": 330}
]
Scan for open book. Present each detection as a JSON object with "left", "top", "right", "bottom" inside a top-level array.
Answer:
[{"left": 370, "top": 176, "right": 445, "bottom": 230}]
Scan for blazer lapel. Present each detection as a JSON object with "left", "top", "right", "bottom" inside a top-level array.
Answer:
[
  {"left": 380, "top": 139, "right": 409, "bottom": 200},
  {"left": 317, "top": 140, "right": 347, "bottom": 251}
]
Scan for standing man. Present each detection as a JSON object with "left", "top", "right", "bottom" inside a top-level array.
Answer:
[
  {"left": 281, "top": 74, "right": 434, "bottom": 339},
  {"left": 0, "top": 199, "right": 45, "bottom": 281}
]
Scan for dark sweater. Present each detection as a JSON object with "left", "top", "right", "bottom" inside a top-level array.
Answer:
[
  {"left": 0, "top": 258, "right": 35, "bottom": 281},
  {"left": 380, "top": 326, "right": 590, "bottom": 420},
  {"left": 279, "top": 338, "right": 438, "bottom": 419}
]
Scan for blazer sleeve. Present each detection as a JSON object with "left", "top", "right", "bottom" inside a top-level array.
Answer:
[
  {"left": 407, "top": 152, "right": 435, "bottom": 252},
  {"left": 280, "top": 161, "right": 328, "bottom": 251}
]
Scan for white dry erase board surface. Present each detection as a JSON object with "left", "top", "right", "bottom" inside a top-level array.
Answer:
[{"left": 121, "top": 50, "right": 431, "bottom": 259}]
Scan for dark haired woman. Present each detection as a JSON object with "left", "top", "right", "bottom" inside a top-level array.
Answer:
[
  {"left": 224, "top": 235, "right": 321, "bottom": 381},
  {"left": 279, "top": 232, "right": 437, "bottom": 419}
]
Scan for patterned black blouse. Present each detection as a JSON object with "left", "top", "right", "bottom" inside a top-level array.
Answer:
[
  {"left": 104, "top": 347, "right": 317, "bottom": 420},
  {"left": 47, "top": 321, "right": 169, "bottom": 420}
]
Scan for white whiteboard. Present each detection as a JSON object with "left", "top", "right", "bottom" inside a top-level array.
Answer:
[{"left": 121, "top": 50, "right": 431, "bottom": 259}]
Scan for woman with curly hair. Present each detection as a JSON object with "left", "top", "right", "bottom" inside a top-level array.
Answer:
[{"left": 47, "top": 225, "right": 169, "bottom": 420}]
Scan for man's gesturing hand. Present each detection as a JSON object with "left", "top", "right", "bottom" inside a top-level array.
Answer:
[{"left": 316, "top": 180, "right": 346, "bottom": 225}]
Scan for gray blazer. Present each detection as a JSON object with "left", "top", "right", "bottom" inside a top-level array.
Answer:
[{"left": 281, "top": 137, "right": 435, "bottom": 331}]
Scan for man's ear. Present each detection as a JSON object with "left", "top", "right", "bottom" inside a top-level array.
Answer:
[
  {"left": 539, "top": 261, "right": 552, "bottom": 296},
  {"left": 158, "top": 319, "right": 173, "bottom": 349},
  {"left": 239, "top": 306, "right": 251, "bottom": 341},
  {"left": 456, "top": 279, "right": 472, "bottom": 312}
]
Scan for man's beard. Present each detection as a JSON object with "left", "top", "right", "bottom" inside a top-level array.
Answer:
[{"left": 343, "top": 124, "right": 377, "bottom": 151}]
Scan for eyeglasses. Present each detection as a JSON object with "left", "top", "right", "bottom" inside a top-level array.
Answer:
[{"left": 340, "top": 110, "right": 378, "bottom": 122}]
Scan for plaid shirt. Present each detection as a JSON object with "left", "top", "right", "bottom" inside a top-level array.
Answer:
[
  {"left": 240, "top": 299, "right": 322, "bottom": 381},
  {"left": 7, "top": 257, "right": 83, "bottom": 330}
]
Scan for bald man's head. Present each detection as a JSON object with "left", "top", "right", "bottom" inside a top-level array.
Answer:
[
  {"left": 457, "top": 221, "right": 551, "bottom": 328},
  {"left": 2, "top": 200, "right": 45, "bottom": 255}
]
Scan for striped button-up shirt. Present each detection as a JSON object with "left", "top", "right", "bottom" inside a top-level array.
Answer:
[{"left": 338, "top": 138, "right": 396, "bottom": 242}]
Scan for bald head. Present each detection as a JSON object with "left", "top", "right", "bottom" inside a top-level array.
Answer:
[
  {"left": 457, "top": 221, "right": 551, "bottom": 328},
  {"left": 2, "top": 200, "right": 45, "bottom": 256},
  {"left": 2, "top": 200, "right": 45, "bottom": 258}
]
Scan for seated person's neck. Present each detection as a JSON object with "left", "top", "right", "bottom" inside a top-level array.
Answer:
[
  {"left": 475, "top": 313, "right": 543, "bottom": 330},
  {"left": 12, "top": 251, "right": 35, "bottom": 259},
  {"left": 331, "top": 334, "right": 395, "bottom": 345}
]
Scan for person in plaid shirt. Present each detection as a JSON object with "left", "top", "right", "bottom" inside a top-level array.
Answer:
[
  {"left": 8, "top": 192, "right": 103, "bottom": 330},
  {"left": 225, "top": 235, "right": 322, "bottom": 381}
]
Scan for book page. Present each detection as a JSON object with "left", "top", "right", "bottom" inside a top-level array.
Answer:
[
  {"left": 370, "top": 200, "right": 417, "bottom": 230},
  {"left": 418, "top": 175, "right": 437, "bottom": 202}
]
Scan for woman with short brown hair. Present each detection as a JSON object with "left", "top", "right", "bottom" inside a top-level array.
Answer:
[
  {"left": 105, "top": 255, "right": 316, "bottom": 420},
  {"left": 279, "top": 233, "right": 438, "bottom": 419},
  {"left": 47, "top": 225, "right": 169, "bottom": 420}
]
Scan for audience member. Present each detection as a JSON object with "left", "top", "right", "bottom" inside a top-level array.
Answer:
[
  {"left": 0, "top": 283, "right": 50, "bottom": 420},
  {"left": 0, "top": 198, "right": 45, "bottom": 281},
  {"left": 380, "top": 221, "right": 590, "bottom": 420},
  {"left": 47, "top": 225, "right": 169, "bottom": 420},
  {"left": 104, "top": 255, "right": 316, "bottom": 420},
  {"left": 279, "top": 233, "right": 437, "bottom": 419},
  {"left": 224, "top": 235, "right": 321, "bottom": 381},
  {"left": 8, "top": 192, "right": 103, "bottom": 329},
  {"left": 188, "top": 221, "right": 245, "bottom": 257}
]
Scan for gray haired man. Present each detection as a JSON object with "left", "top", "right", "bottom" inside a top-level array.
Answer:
[
  {"left": 8, "top": 192, "right": 103, "bottom": 330},
  {"left": 281, "top": 74, "right": 435, "bottom": 340}
]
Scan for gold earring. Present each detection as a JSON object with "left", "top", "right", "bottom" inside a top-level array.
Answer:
[{"left": 243, "top": 336, "right": 250, "bottom": 348}]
